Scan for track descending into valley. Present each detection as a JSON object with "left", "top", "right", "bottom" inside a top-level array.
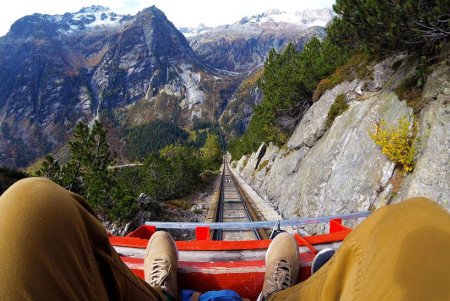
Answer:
[{"left": 213, "top": 158, "right": 268, "bottom": 241}]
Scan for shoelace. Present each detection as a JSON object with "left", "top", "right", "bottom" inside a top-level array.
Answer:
[
  {"left": 148, "top": 258, "right": 171, "bottom": 290},
  {"left": 264, "top": 259, "right": 292, "bottom": 297}
]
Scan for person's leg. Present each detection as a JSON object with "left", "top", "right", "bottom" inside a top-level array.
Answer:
[
  {"left": 270, "top": 197, "right": 450, "bottom": 301},
  {"left": 0, "top": 177, "right": 163, "bottom": 300}
]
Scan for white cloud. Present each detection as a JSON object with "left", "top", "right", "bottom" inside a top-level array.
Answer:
[{"left": 0, "top": 0, "right": 335, "bottom": 36}]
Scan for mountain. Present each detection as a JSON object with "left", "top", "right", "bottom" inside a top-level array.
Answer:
[
  {"left": 183, "top": 8, "right": 334, "bottom": 136},
  {"left": 182, "top": 8, "right": 334, "bottom": 72},
  {"left": 0, "top": 6, "right": 331, "bottom": 168},
  {"left": 219, "top": 69, "right": 263, "bottom": 137},
  {"left": 0, "top": 5, "right": 239, "bottom": 168},
  {"left": 6, "top": 5, "right": 132, "bottom": 37}
]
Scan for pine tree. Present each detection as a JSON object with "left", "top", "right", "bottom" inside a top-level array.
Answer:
[
  {"left": 82, "top": 121, "right": 114, "bottom": 208},
  {"left": 332, "top": 0, "right": 449, "bottom": 54},
  {"left": 257, "top": 44, "right": 313, "bottom": 133},
  {"left": 36, "top": 155, "right": 62, "bottom": 184},
  {"left": 35, "top": 121, "right": 144, "bottom": 221},
  {"left": 57, "top": 121, "right": 115, "bottom": 210},
  {"left": 201, "top": 133, "right": 222, "bottom": 171},
  {"left": 61, "top": 122, "right": 89, "bottom": 194}
]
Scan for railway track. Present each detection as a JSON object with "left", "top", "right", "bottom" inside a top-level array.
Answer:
[{"left": 213, "top": 158, "right": 268, "bottom": 241}]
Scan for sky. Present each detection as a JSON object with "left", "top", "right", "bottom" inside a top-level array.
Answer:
[{"left": 0, "top": 0, "right": 335, "bottom": 36}]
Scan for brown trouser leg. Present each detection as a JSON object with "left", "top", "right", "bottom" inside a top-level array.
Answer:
[
  {"left": 0, "top": 178, "right": 163, "bottom": 300},
  {"left": 271, "top": 197, "right": 450, "bottom": 301}
]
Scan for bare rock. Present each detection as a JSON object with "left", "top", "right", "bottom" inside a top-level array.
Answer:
[
  {"left": 287, "top": 80, "right": 359, "bottom": 150},
  {"left": 190, "top": 204, "right": 205, "bottom": 212},
  {"left": 396, "top": 60, "right": 450, "bottom": 208},
  {"left": 364, "top": 54, "right": 407, "bottom": 92}
]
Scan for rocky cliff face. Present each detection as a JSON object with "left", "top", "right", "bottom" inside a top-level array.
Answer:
[
  {"left": 183, "top": 9, "right": 332, "bottom": 72},
  {"left": 231, "top": 53, "right": 449, "bottom": 233},
  {"left": 219, "top": 69, "right": 263, "bottom": 136}
]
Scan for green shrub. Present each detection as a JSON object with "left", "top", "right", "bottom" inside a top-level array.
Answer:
[
  {"left": 109, "top": 194, "right": 139, "bottom": 221},
  {"left": 201, "top": 133, "right": 222, "bottom": 171},
  {"left": 369, "top": 116, "right": 418, "bottom": 172},
  {"left": 326, "top": 94, "right": 349, "bottom": 128},
  {"left": 314, "top": 53, "right": 371, "bottom": 101},
  {"left": 394, "top": 56, "right": 429, "bottom": 114},
  {"left": 143, "top": 144, "right": 203, "bottom": 201},
  {"left": 256, "top": 159, "right": 269, "bottom": 172},
  {"left": 331, "top": 0, "right": 448, "bottom": 54}
]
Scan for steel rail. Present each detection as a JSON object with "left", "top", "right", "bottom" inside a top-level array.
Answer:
[
  {"left": 228, "top": 166, "right": 262, "bottom": 239},
  {"left": 212, "top": 157, "right": 261, "bottom": 240},
  {"left": 213, "top": 160, "right": 225, "bottom": 240}
]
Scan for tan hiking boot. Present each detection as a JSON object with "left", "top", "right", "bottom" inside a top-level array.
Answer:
[
  {"left": 144, "top": 231, "right": 178, "bottom": 300},
  {"left": 260, "top": 232, "right": 300, "bottom": 300}
]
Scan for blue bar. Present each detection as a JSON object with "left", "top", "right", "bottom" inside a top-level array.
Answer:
[{"left": 145, "top": 211, "right": 371, "bottom": 230}]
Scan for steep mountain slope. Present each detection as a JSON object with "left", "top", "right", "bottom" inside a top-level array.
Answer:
[
  {"left": 0, "top": 6, "right": 239, "bottom": 168},
  {"left": 219, "top": 69, "right": 263, "bottom": 136},
  {"left": 182, "top": 9, "right": 333, "bottom": 72},
  {"left": 231, "top": 52, "right": 450, "bottom": 232}
]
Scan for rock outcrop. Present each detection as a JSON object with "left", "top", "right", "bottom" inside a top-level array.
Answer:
[
  {"left": 219, "top": 69, "right": 263, "bottom": 136},
  {"left": 396, "top": 59, "right": 450, "bottom": 206},
  {"left": 232, "top": 54, "right": 450, "bottom": 233}
]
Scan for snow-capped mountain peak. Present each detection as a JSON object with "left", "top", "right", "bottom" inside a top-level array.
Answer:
[
  {"left": 5, "top": 7, "right": 132, "bottom": 40},
  {"left": 182, "top": 8, "right": 331, "bottom": 73},
  {"left": 239, "top": 8, "right": 335, "bottom": 28},
  {"left": 78, "top": 5, "right": 110, "bottom": 14},
  {"left": 181, "top": 8, "right": 335, "bottom": 39},
  {"left": 179, "top": 23, "right": 211, "bottom": 37},
  {"left": 63, "top": 6, "right": 130, "bottom": 32}
]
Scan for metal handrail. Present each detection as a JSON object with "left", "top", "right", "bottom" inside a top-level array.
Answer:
[{"left": 145, "top": 211, "right": 371, "bottom": 229}]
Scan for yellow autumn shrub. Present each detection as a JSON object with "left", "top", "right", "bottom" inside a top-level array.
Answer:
[{"left": 369, "top": 116, "right": 418, "bottom": 172}]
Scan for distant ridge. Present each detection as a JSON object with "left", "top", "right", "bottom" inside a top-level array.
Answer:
[{"left": 181, "top": 8, "right": 334, "bottom": 72}]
